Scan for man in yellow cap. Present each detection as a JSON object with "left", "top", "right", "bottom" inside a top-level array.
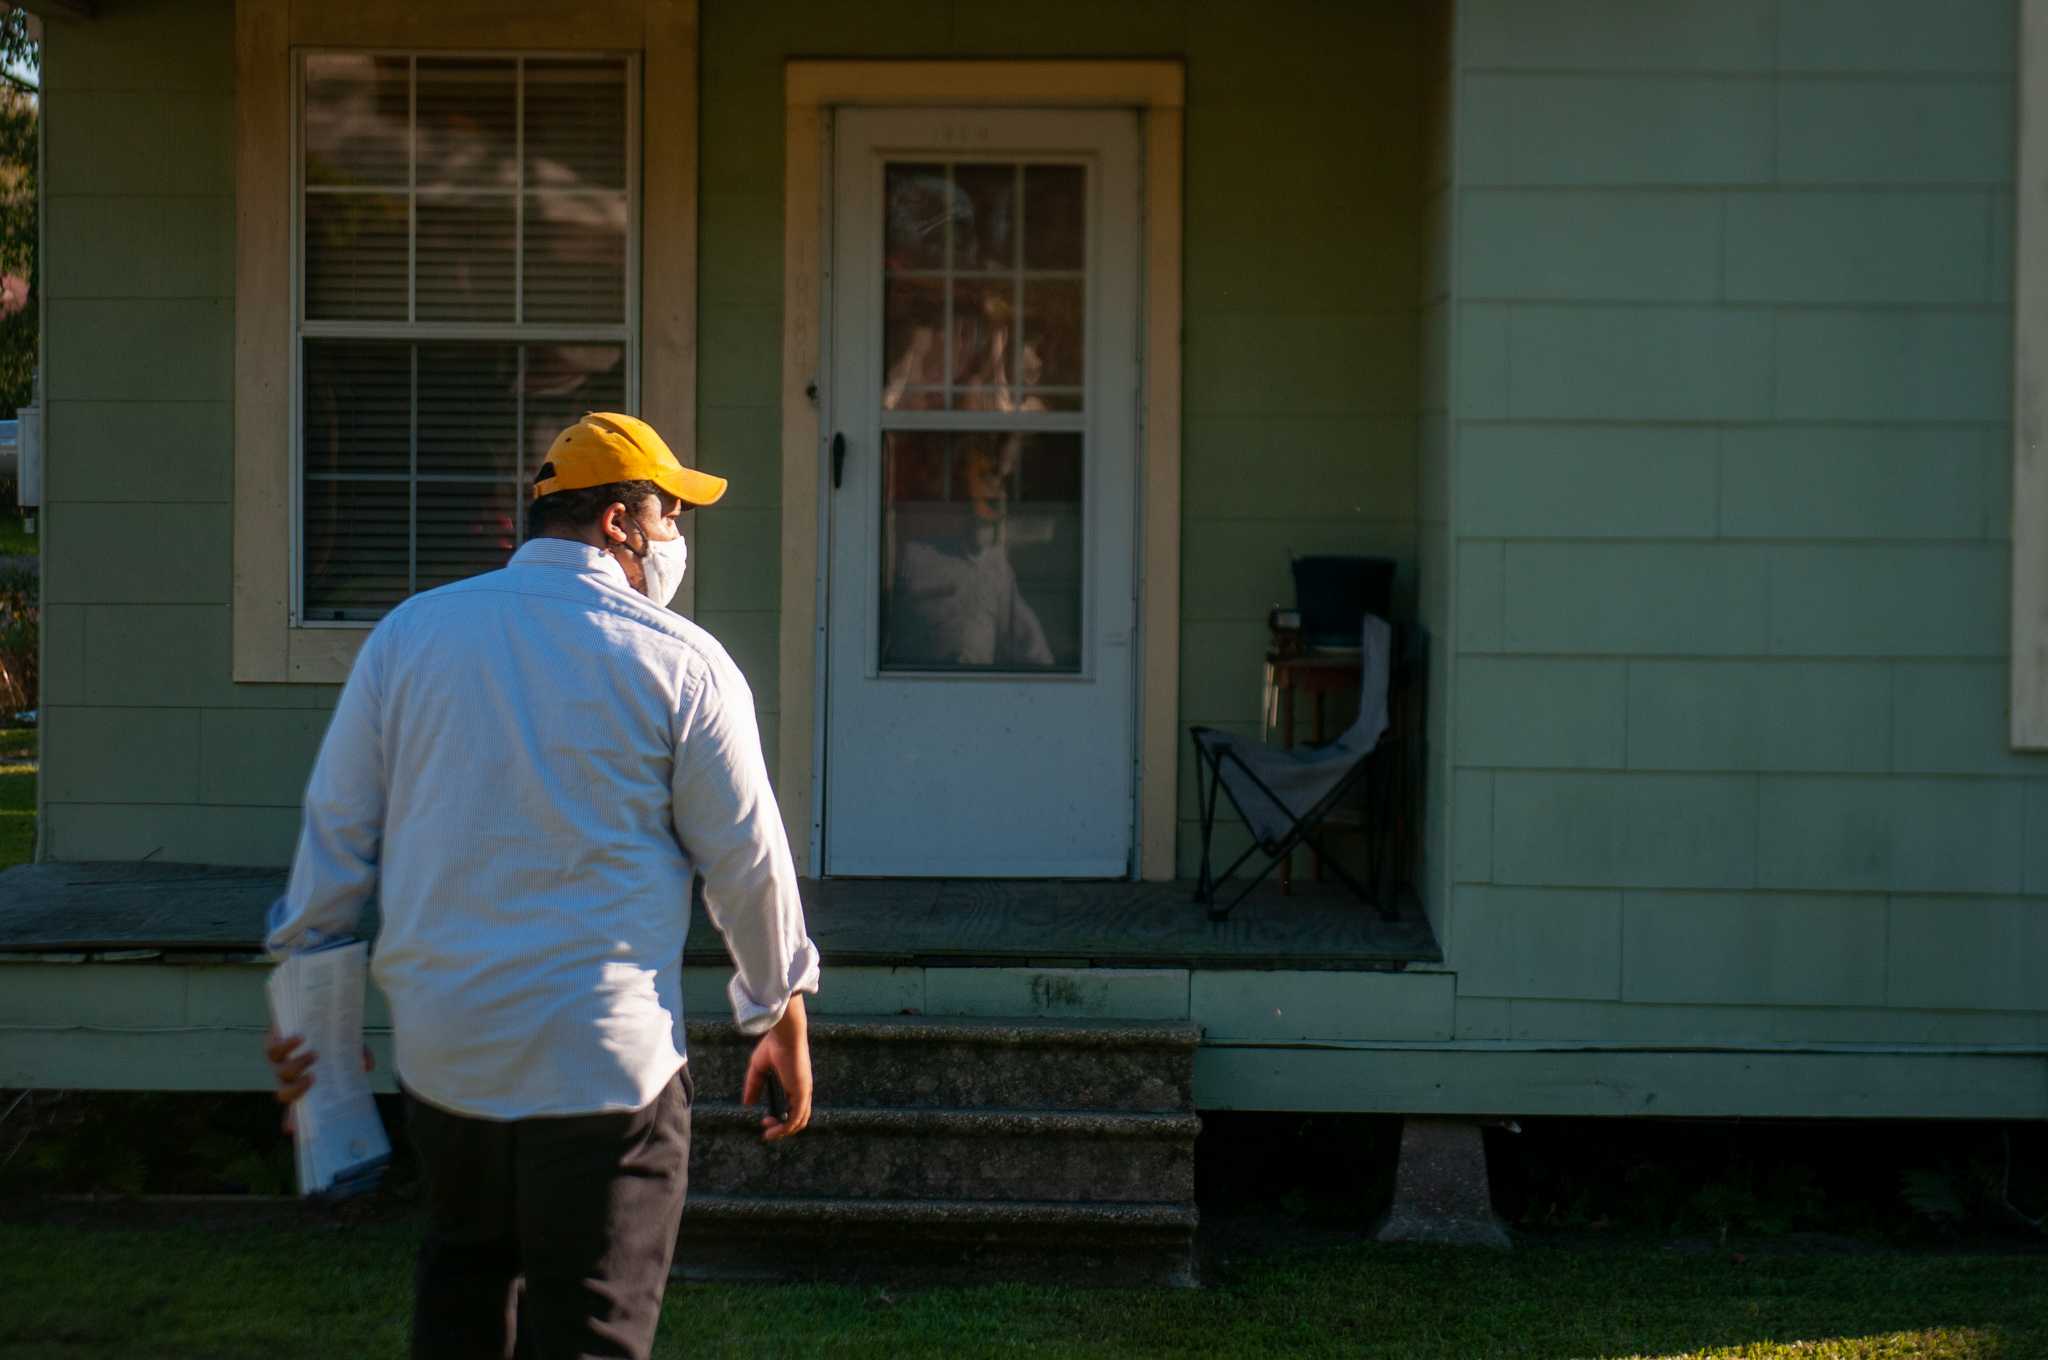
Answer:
[{"left": 264, "top": 413, "right": 819, "bottom": 1359}]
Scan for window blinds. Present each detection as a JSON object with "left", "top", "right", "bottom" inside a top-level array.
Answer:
[{"left": 298, "top": 53, "right": 633, "bottom": 622}]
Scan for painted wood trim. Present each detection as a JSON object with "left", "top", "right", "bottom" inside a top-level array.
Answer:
[
  {"left": 287, "top": 626, "right": 367, "bottom": 681},
  {"left": 641, "top": 0, "right": 701, "bottom": 618},
  {"left": 2016, "top": 0, "right": 2048, "bottom": 749},
  {"left": 778, "top": 61, "right": 1186, "bottom": 877},
  {"left": 287, "top": 0, "right": 647, "bottom": 49},
  {"left": 1194, "top": 1045, "right": 2048, "bottom": 1120},
  {"left": 786, "top": 60, "right": 1184, "bottom": 111},
  {"left": 1139, "top": 107, "right": 1183, "bottom": 880},
  {"left": 231, "top": 0, "right": 292, "bottom": 683},
  {"left": 776, "top": 102, "right": 825, "bottom": 863},
  {"left": 232, "top": 1, "right": 700, "bottom": 683}
]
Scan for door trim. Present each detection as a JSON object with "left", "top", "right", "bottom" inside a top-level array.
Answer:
[{"left": 778, "top": 60, "right": 1184, "bottom": 878}]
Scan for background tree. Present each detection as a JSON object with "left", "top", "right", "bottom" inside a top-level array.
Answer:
[{"left": 0, "top": 8, "right": 37, "bottom": 419}]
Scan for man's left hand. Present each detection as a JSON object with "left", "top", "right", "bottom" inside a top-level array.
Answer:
[{"left": 742, "top": 993, "right": 813, "bottom": 1142}]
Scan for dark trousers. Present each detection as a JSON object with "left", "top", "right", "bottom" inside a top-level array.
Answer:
[{"left": 402, "top": 1070, "right": 692, "bottom": 1360}]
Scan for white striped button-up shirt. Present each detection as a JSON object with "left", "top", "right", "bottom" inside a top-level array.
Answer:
[{"left": 266, "top": 537, "right": 820, "bottom": 1119}]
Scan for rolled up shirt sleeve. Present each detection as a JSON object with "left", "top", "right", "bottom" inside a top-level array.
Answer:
[
  {"left": 670, "top": 658, "right": 820, "bottom": 1034},
  {"left": 266, "top": 626, "right": 389, "bottom": 958}
]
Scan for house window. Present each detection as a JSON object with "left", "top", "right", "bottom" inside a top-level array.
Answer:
[{"left": 294, "top": 53, "right": 638, "bottom": 623}]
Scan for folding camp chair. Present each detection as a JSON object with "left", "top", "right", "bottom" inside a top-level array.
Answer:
[{"left": 1190, "top": 614, "right": 1400, "bottom": 923}]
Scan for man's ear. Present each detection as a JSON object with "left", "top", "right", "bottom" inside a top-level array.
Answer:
[{"left": 601, "top": 501, "right": 632, "bottom": 543}]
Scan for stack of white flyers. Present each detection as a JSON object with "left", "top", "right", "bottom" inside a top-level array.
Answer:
[{"left": 265, "top": 937, "right": 391, "bottom": 1199}]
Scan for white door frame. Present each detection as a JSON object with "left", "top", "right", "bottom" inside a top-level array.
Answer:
[
  {"left": 777, "top": 61, "right": 1185, "bottom": 878},
  {"left": 823, "top": 108, "right": 1142, "bottom": 877}
]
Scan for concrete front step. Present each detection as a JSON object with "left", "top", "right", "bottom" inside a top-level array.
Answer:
[
  {"left": 690, "top": 1103, "right": 1200, "bottom": 1203},
  {"left": 675, "top": 1194, "right": 1200, "bottom": 1288},
  {"left": 684, "top": 1014, "right": 1201, "bottom": 1112}
]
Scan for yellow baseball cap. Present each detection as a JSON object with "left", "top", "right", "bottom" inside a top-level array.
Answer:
[{"left": 532, "top": 412, "right": 728, "bottom": 507}]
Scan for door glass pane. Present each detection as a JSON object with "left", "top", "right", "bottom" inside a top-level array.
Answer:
[
  {"left": 879, "top": 159, "right": 1086, "bottom": 413},
  {"left": 951, "top": 164, "right": 1016, "bottom": 271},
  {"left": 882, "top": 276, "right": 946, "bottom": 411},
  {"left": 884, "top": 163, "right": 949, "bottom": 270},
  {"left": 879, "top": 431, "right": 1082, "bottom": 674},
  {"left": 875, "top": 156, "right": 1090, "bottom": 674},
  {"left": 1023, "top": 165, "right": 1085, "bottom": 269},
  {"left": 950, "top": 278, "right": 1014, "bottom": 403},
  {"left": 1021, "top": 279, "right": 1084, "bottom": 389}
]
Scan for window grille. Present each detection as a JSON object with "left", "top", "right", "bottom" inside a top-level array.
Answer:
[{"left": 294, "top": 52, "right": 638, "bottom": 623}]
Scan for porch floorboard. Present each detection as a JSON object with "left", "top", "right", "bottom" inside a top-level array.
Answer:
[{"left": 0, "top": 863, "right": 1440, "bottom": 969}]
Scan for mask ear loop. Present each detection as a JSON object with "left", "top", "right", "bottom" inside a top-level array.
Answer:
[{"left": 612, "top": 506, "right": 653, "bottom": 561}]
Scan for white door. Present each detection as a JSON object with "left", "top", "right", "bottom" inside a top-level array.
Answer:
[{"left": 822, "top": 108, "right": 1142, "bottom": 877}]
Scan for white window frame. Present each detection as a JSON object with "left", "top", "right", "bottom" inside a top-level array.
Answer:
[
  {"left": 233, "top": 0, "right": 697, "bottom": 686},
  {"left": 2015, "top": 0, "right": 2048, "bottom": 748},
  {"left": 289, "top": 50, "right": 643, "bottom": 629}
]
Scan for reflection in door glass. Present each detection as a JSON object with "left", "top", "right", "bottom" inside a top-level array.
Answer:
[
  {"left": 880, "top": 431, "right": 1083, "bottom": 673},
  {"left": 881, "top": 161, "right": 1086, "bottom": 414}
]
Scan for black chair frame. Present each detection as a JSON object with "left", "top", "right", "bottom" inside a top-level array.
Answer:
[{"left": 1189, "top": 725, "right": 1402, "bottom": 923}]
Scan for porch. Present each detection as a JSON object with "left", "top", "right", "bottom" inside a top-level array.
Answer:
[{"left": 0, "top": 861, "right": 1440, "bottom": 971}]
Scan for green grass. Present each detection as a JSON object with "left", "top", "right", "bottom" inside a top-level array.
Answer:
[
  {"left": 0, "top": 1218, "right": 2043, "bottom": 1359},
  {"left": 0, "top": 510, "right": 34, "bottom": 557},
  {"left": 0, "top": 720, "right": 30, "bottom": 868}
]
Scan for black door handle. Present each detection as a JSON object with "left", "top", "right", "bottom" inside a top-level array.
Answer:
[{"left": 831, "top": 432, "right": 847, "bottom": 489}]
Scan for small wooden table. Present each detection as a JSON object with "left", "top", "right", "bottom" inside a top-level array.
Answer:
[
  {"left": 1268, "top": 651, "right": 1364, "bottom": 752},
  {"left": 1264, "top": 651, "right": 1364, "bottom": 891}
]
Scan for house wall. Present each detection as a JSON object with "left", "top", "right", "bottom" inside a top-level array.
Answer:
[
  {"left": 1417, "top": 0, "right": 1456, "bottom": 936},
  {"left": 24, "top": 0, "right": 2048, "bottom": 1120},
  {"left": 39, "top": 0, "right": 340, "bottom": 866},
  {"left": 1441, "top": 0, "right": 2048, "bottom": 1054},
  {"left": 693, "top": 0, "right": 1426, "bottom": 876},
  {"left": 34, "top": 0, "right": 1430, "bottom": 876}
]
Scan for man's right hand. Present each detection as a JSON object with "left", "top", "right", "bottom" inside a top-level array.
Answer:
[
  {"left": 741, "top": 993, "right": 813, "bottom": 1142},
  {"left": 265, "top": 1028, "right": 317, "bottom": 1133},
  {"left": 264, "top": 1027, "right": 374, "bottom": 1134}
]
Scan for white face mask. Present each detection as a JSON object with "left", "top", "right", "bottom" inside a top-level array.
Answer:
[{"left": 637, "top": 532, "right": 688, "bottom": 607}]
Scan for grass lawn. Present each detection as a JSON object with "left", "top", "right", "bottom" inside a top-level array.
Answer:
[
  {"left": 0, "top": 720, "right": 31, "bottom": 868},
  {"left": 0, "top": 1216, "right": 2044, "bottom": 1360},
  {"left": 0, "top": 510, "right": 34, "bottom": 557}
]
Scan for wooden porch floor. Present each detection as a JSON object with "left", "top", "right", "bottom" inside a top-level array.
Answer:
[{"left": 0, "top": 863, "right": 1440, "bottom": 970}]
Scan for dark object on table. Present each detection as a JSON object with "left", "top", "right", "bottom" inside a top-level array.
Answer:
[
  {"left": 1267, "top": 606, "right": 1304, "bottom": 660},
  {"left": 1291, "top": 556, "right": 1394, "bottom": 650}
]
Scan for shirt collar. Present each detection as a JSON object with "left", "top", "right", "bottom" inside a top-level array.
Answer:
[{"left": 513, "top": 536, "right": 633, "bottom": 593}]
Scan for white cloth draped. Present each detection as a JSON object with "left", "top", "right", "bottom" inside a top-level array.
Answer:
[{"left": 1198, "top": 614, "right": 1392, "bottom": 848}]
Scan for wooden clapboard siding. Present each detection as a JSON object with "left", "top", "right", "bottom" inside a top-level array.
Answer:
[{"left": 1436, "top": 0, "right": 2048, "bottom": 1069}]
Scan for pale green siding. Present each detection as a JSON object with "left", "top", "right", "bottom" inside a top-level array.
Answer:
[
  {"left": 39, "top": 0, "right": 338, "bottom": 867},
  {"left": 693, "top": 0, "right": 1428, "bottom": 877},
  {"left": 42, "top": 0, "right": 1430, "bottom": 867},
  {"left": 24, "top": 0, "right": 2048, "bottom": 1117},
  {"left": 1437, "top": 0, "right": 2048, "bottom": 1054}
]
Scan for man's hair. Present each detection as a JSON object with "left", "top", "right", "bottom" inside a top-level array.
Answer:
[{"left": 525, "top": 464, "right": 665, "bottom": 541}]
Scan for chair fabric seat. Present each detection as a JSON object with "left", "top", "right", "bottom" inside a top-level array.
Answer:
[{"left": 1190, "top": 615, "right": 1400, "bottom": 921}]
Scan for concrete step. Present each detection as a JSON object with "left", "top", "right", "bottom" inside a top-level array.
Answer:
[
  {"left": 688, "top": 1103, "right": 1200, "bottom": 1204},
  {"left": 683, "top": 1014, "right": 1201, "bottom": 1113},
  {"left": 675, "top": 1195, "right": 1200, "bottom": 1288}
]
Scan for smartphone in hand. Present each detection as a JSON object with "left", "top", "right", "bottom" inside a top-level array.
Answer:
[{"left": 761, "top": 1068, "right": 790, "bottom": 1123}]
